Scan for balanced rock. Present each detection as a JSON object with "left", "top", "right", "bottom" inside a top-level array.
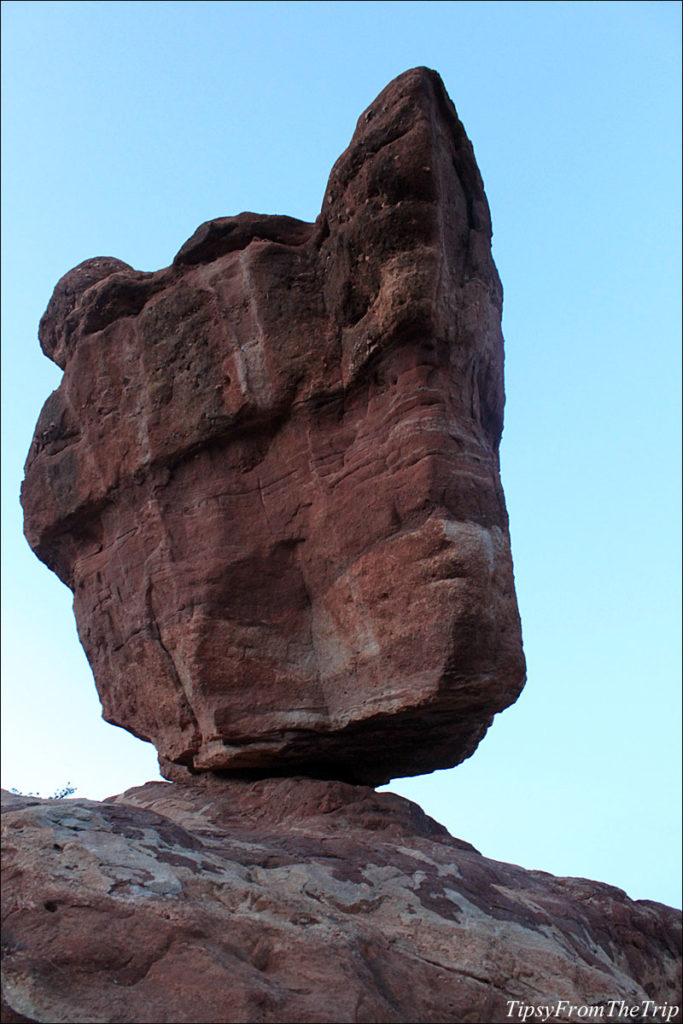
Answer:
[
  {"left": 21, "top": 68, "right": 525, "bottom": 785},
  {"left": 2, "top": 783, "right": 680, "bottom": 1024}
]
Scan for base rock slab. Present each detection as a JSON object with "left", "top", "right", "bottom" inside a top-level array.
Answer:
[{"left": 2, "top": 781, "right": 680, "bottom": 1024}]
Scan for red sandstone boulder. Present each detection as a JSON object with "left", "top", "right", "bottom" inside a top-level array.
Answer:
[
  {"left": 2, "top": 782, "right": 680, "bottom": 1024},
  {"left": 21, "top": 68, "right": 525, "bottom": 784}
]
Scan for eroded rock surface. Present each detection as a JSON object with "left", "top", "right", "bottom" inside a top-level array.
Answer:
[
  {"left": 21, "top": 68, "right": 525, "bottom": 784},
  {"left": 2, "top": 782, "right": 680, "bottom": 1024}
]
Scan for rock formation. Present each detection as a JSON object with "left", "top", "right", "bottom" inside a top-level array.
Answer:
[
  {"left": 12, "top": 68, "right": 679, "bottom": 1024},
  {"left": 2, "top": 782, "right": 681, "bottom": 1024},
  {"left": 21, "top": 67, "right": 525, "bottom": 785}
]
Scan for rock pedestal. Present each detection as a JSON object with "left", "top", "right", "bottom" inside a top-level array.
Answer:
[
  {"left": 2, "top": 783, "right": 680, "bottom": 1024},
  {"left": 22, "top": 68, "right": 525, "bottom": 784}
]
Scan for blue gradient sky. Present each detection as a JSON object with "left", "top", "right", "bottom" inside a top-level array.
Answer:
[{"left": 2, "top": 1, "right": 681, "bottom": 907}]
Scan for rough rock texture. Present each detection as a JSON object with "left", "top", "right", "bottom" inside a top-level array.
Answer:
[
  {"left": 21, "top": 68, "right": 525, "bottom": 785},
  {"left": 2, "top": 782, "right": 681, "bottom": 1024}
]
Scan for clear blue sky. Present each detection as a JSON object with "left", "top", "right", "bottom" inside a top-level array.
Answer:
[{"left": 2, "top": 1, "right": 681, "bottom": 908}]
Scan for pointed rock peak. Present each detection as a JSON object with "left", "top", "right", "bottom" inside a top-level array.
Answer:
[{"left": 324, "top": 66, "right": 490, "bottom": 230}]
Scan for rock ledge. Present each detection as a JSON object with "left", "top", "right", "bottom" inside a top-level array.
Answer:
[{"left": 2, "top": 781, "right": 680, "bottom": 1024}]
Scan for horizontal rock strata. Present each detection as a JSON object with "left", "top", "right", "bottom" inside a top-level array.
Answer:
[
  {"left": 21, "top": 67, "right": 525, "bottom": 784},
  {"left": 2, "top": 782, "right": 680, "bottom": 1024}
]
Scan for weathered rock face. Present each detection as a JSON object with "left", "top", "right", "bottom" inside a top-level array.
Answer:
[
  {"left": 2, "top": 783, "right": 680, "bottom": 1024},
  {"left": 21, "top": 68, "right": 525, "bottom": 784}
]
